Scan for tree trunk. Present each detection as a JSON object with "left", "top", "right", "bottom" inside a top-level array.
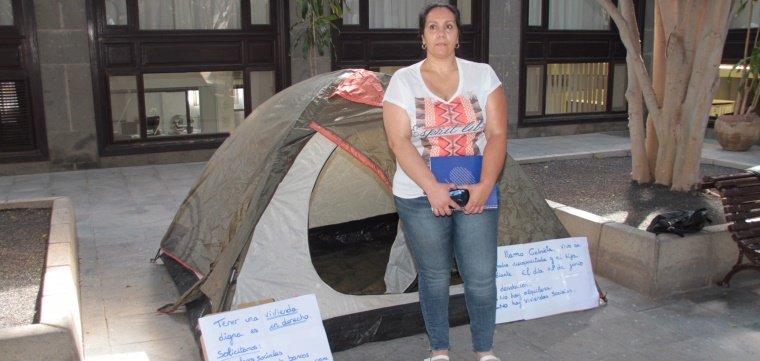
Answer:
[
  {"left": 647, "top": 3, "right": 666, "bottom": 176},
  {"left": 620, "top": 0, "right": 650, "bottom": 183},
  {"left": 673, "top": 3, "right": 734, "bottom": 190},
  {"left": 597, "top": 0, "right": 736, "bottom": 191}
]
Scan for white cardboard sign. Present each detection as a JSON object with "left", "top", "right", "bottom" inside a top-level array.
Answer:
[
  {"left": 495, "top": 237, "right": 599, "bottom": 324},
  {"left": 198, "top": 294, "right": 332, "bottom": 361}
]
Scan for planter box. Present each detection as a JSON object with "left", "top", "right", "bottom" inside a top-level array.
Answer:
[
  {"left": 548, "top": 200, "right": 735, "bottom": 298},
  {"left": 0, "top": 197, "right": 82, "bottom": 361}
]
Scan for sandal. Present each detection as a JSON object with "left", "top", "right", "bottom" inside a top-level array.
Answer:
[
  {"left": 478, "top": 356, "right": 501, "bottom": 361},
  {"left": 424, "top": 356, "right": 450, "bottom": 361}
]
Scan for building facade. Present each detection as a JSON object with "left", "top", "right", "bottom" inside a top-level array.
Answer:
[{"left": 0, "top": 1, "right": 750, "bottom": 175}]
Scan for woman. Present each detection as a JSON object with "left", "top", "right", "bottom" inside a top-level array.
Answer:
[{"left": 382, "top": 2, "right": 507, "bottom": 361}]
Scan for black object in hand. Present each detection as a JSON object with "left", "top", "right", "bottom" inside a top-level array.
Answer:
[{"left": 449, "top": 189, "right": 469, "bottom": 207}]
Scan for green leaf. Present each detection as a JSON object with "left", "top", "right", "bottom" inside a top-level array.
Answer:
[{"left": 291, "top": 0, "right": 347, "bottom": 73}]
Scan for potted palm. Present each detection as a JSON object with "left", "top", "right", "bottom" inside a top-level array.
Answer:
[
  {"left": 291, "top": 0, "right": 347, "bottom": 77},
  {"left": 716, "top": 0, "right": 760, "bottom": 151}
]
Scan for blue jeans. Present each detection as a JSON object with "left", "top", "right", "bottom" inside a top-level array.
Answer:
[{"left": 395, "top": 196, "right": 498, "bottom": 353}]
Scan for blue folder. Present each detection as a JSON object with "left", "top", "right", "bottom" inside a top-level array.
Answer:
[{"left": 430, "top": 155, "right": 499, "bottom": 209}]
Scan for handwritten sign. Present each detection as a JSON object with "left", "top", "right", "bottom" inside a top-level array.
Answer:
[
  {"left": 495, "top": 237, "right": 599, "bottom": 324},
  {"left": 198, "top": 294, "right": 333, "bottom": 361}
]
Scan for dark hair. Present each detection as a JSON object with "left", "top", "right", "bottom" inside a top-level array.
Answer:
[{"left": 418, "top": 1, "right": 461, "bottom": 37}]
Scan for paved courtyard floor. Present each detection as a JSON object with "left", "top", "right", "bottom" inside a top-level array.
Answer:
[{"left": 0, "top": 133, "right": 758, "bottom": 360}]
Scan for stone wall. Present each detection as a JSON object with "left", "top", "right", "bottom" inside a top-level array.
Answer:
[
  {"left": 34, "top": 0, "right": 98, "bottom": 170},
  {"left": 488, "top": 0, "right": 521, "bottom": 138}
]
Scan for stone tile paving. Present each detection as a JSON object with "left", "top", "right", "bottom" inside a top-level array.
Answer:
[{"left": 0, "top": 134, "right": 758, "bottom": 361}]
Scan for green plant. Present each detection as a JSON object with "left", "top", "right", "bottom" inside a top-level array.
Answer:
[
  {"left": 731, "top": 0, "right": 760, "bottom": 115},
  {"left": 292, "top": 0, "right": 347, "bottom": 76}
]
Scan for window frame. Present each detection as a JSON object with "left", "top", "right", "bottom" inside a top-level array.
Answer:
[
  {"left": 332, "top": 0, "right": 488, "bottom": 70},
  {"left": 88, "top": 0, "right": 290, "bottom": 156},
  {"left": 0, "top": 0, "right": 48, "bottom": 163},
  {"left": 519, "top": 0, "right": 643, "bottom": 126}
]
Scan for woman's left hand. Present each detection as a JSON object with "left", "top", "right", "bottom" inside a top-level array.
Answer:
[{"left": 457, "top": 183, "right": 492, "bottom": 214}]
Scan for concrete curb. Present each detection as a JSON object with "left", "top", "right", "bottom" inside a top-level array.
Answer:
[
  {"left": 515, "top": 150, "right": 745, "bottom": 298},
  {"left": 548, "top": 200, "right": 735, "bottom": 298},
  {"left": 0, "top": 197, "right": 82, "bottom": 361},
  {"left": 514, "top": 149, "right": 632, "bottom": 165}
]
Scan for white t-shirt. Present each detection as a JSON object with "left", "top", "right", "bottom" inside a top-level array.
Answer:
[{"left": 383, "top": 57, "right": 502, "bottom": 198}]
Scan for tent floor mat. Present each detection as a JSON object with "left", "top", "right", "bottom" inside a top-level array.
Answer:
[
  {"left": 309, "top": 213, "right": 463, "bottom": 295},
  {"left": 312, "top": 242, "right": 391, "bottom": 294}
]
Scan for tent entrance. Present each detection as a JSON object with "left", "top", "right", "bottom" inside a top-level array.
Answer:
[
  {"left": 307, "top": 140, "right": 465, "bottom": 296},
  {"left": 308, "top": 212, "right": 466, "bottom": 295},
  {"left": 308, "top": 213, "right": 398, "bottom": 295}
]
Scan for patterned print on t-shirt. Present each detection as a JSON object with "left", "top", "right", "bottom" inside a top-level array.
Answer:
[{"left": 413, "top": 94, "right": 485, "bottom": 161}]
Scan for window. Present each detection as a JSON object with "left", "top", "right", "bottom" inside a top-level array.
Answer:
[
  {"left": 110, "top": 71, "right": 262, "bottom": 141},
  {"left": 0, "top": 81, "right": 30, "bottom": 149},
  {"left": 0, "top": 0, "right": 12, "bottom": 26},
  {"left": 528, "top": 0, "right": 610, "bottom": 30},
  {"left": 368, "top": 0, "right": 425, "bottom": 29},
  {"left": 137, "top": 0, "right": 241, "bottom": 30},
  {"left": 521, "top": 0, "right": 639, "bottom": 125},
  {"left": 547, "top": 0, "right": 609, "bottom": 30},
  {"left": 730, "top": 0, "right": 760, "bottom": 29},
  {"left": 527, "top": 0, "right": 541, "bottom": 27},
  {"left": 0, "top": 0, "right": 47, "bottom": 161},
  {"left": 713, "top": 0, "right": 760, "bottom": 117},
  {"left": 251, "top": 0, "right": 270, "bottom": 25},
  {"left": 105, "top": 0, "right": 127, "bottom": 25},
  {"left": 335, "top": 0, "right": 486, "bottom": 71},
  {"left": 91, "top": 0, "right": 286, "bottom": 155},
  {"left": 538, "top": 61, "right": 627, "bottom": 115}
]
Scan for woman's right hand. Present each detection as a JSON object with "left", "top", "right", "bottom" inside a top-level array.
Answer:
[{"left": 427, "top": 182, "right": 458, "bottom": 216}]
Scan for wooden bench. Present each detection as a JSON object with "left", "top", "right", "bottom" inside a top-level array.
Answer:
[{"left": 702, "top": 166, "right": 760, "bottom": 287}]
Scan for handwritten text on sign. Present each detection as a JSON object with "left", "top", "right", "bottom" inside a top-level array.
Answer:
[
  {"left": 495, "top": 237, "right": 599, "bottom": 324},
  {"left": 198, "top": 294, "right": 332, "bottom": 361}
]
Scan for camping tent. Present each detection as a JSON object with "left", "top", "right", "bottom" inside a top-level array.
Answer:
[{"left": 158, "top": 69, "right": 570, "bottom": 351}]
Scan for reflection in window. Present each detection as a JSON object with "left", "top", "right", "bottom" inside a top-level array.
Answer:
[
  {"left": 611, "top": 64, "right": 627, "bottom": 112},
  {"left": 110, "top": 72, "right": 250, "bottom": 142},
  {"left": 342, "top": 0, "right": 359, "bottom": 25},
  {"left": 346, "top": 0, "right": 471, "bottom": 27},
  {"left": 248, "top": 70, "right": 275, "bottom": 122},
  {"left": 545, "top": 62, "right": 608, "bottom": 114},
  {"left": 548, "top": 0, "right": 609, "bottom": 30},
  {"left": 145, "top": 90, "right": 187, "bottom": 136},
  {"left": 730, "top": 0, "right": 760, "bottom": 29},
  {"left": 138, "top": 0, "right": 241, "bottom": 30},
  {"left": 233, "top": 87, "right": 244, "bottom": 125},
  {"left": 251, "top": 0, "right": 270, "bottom": 25},
  {"left": 0, "top": 0, "right": 13, "bottom": 26},
  {"left": 712, "top": 64, "right": 744, "bottom": 117},
  {"left": 369, "top": 0, "right": 425, "bottom": 29},
  {"left": 143, "top": 71, "right": 243, "bottom": 137},
  {"left": 457, "top": 0, "right": 472, "bottom": 25},
  {"left": 525, "top": 65, "right": 544, "bottom": 116},
  {"left": 105, "top": 0, "right": 128, "bottom": 26},
  {"left": 0, "top": 81, "right": 30, "bottom": 150},
  {"left": 528, "top": 0, "right": 542, "bottom": 27},
  {"left": 110, "top": 76, "right": 140, "bottom": 140}
]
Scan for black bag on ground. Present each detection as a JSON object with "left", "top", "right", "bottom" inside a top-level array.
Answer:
[{"left": 646, "top": 208, "right": 712, "bottom": 237}]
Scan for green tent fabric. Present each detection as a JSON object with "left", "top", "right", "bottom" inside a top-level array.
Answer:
[{"left": 158, "top": 69, "right": 569, "bottom": 350}]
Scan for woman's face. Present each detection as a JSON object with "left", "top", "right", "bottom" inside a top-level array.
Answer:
[{"left": 422, "top": 7, "right": 459, "bottom": 59}]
